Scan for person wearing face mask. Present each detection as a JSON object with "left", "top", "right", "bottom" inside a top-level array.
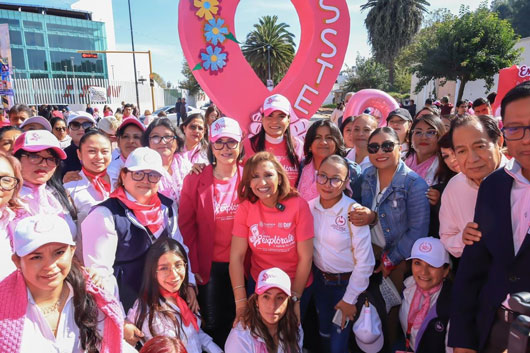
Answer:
[
  {"left": 81, "top": 147, "right": 196, "bottom": 312},
  {"left": 309, "top": 154, "right": 375, "bottom": 353},
  {"left": 225, "top": 267, "right": 303, "bottom": 353},
  {"left": 12, "top": 130, "right": 77, "bottom": 238},
  {"left": 0, "top": 151, "right": 23, "bottom": 281},
  {"left": 449, "top": 81, "right": 530, "bottom": 353},
  {"left": 399, "top": 237, "right": 452, "bottom": 353},
  {"left": 438, "top": 115, "right": 507, "bottom": 258},
  {"left": 350, "top": 127, "right": 430, "bottom": 346},
  {"left": 179, "top": 117, "right": 244, "bottom": 347},
  {"left": 243, "top": 94, "right": 304, "bottom": 187}
]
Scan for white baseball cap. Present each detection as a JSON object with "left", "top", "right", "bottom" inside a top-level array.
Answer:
[
  {"left": 407, "top": 237, "right": 450, "bottom": 268},
  {"left": 209, "top": 117, "right": 242, "bottom": 143},
  {"left": 67, "top": 111, "right": 96, "bottom": 126},
  {"left": 255, "top": 267, "right": 291, "bottom": 296},
  {"left": 262, "top": 94, "right": 291, "bottom": 117},
  {"left": 123, "top": 147, "right": 168, "bottom": 177},
  {"left": 353, "top": 302, "right": 384, "bottom": 353},
  {"left": 14, "top": 215, "right": 76, "bottom": 257},
  {"left": 97, "top": 116, "right": 119, "bottom": 135},
  {"left": 13, "top": 130, "right": 67, "bottom": 160},
  {"left": 19, "top": 116, "right": 52, "bottom": 132}
]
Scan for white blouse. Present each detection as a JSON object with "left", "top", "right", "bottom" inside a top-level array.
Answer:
[
  {"left": 0, "top": 207, "right": 16, "bottom": 281},
  {"left": 127, "top": 298, "right": 222, "bottom": 353},
  {"left": 225, "top": 323, "right": 304, "bottom": 353}
]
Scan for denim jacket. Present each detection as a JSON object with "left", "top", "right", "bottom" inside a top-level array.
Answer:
[{"left": 360, "top": 160, "right": 430, "bottom": 265}]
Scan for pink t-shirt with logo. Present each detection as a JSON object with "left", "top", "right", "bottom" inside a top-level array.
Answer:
[
  {"left": 232, "top": 196, "right": 314, "bottom": 283},
  {"left": 212, "top": 174, "right": 240, "bottom": 262}
]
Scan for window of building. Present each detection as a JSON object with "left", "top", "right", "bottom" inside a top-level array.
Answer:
[
  {"left": 29, "top": 73, "right": 49, "bottom": 79},
  {"left": 0, "top": 18, "right": 20, "bottom": 27},
  {"left": 8, "top": 30, "right": 22, "bottom": 45},
  {"left": 24, "top": 32, "right": 44, "bottom": 47},
  {"left": 48, "top": 33, "right": 94, "bottom": 50},
  {"left": 27, "top": 49, "right": 47, "bottom": 71},
  {"left": 23, "top": 21, "right": 42, "bottom": 30},
  {"left": 11, "top": 48, "right": 25, "bottom": 70}
]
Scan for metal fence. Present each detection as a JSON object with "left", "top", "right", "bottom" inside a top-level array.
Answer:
[{"left": 11, "top": 78, "right": 171, "bottom": 110}]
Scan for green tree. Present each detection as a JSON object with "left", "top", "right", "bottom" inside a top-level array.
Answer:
[
  {"left": 409, "top": 5, "right": 522, "bottom": 101},
  {"left": 491, "top": 0, "right": 530, "bottom": 37},
  {"left": 151, "top": 72, "right": 166, "bottom": 89},
  {"left": 361, "top": 0, "right": 429, "bottom": 89},
  {"left": 341, "top": 55, "right": 390, "bottom": 93},
  {"left": 179, "top": 61, "right": 201, "bottom": 96},
  {"left": 242, "top": 15, "right": 296, "bottom": 86}
]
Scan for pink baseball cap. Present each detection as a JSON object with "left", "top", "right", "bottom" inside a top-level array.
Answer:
[
  {"left": 13, "top": 130, "right": 67, "bottom": 160},
  {"left": 209, "top": 117, "right": 242, "bottom": 143},
  {"left": 255, "top": 267, "right": 291, "bottom": 296},
  {"left": 118, "top": 117, "right": 146, "bottom": 133},
  {"left": 262, "top": 94, "right": 291, "bottom": 117},
  {"left": 19, "top": 116, "right": 52, "bottom": 132}
]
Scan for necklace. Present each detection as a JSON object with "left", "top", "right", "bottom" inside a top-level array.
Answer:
[{"left": 38, "top": 285, "right": 67, "bottom": 316}]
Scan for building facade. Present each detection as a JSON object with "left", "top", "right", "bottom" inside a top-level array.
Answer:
[{"left": 0, "top": 3, "right": 108, "bottom": 80}]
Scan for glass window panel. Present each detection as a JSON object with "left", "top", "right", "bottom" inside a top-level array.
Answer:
[
  {"left": 11, "top": 48, "right": 25, "bottom": 70},
  {"left": 50, "top": 51, "right": 75, "bottom": 71},
  {"left": 24, "top": 32, "right": 44, "bottom": 46},
  {"left": 27, "top": 49, "right": 47, "bottom": 71},
  {"left": 8, "top": 30, "right": 22, "bottom": 45},
  {"left": 23, "top": 20, "right": 42, "bottom": 30},
  {"left": 0, "top": 18, "right": 20, "bottom": 27},
  {"left": 48, "top": 33, "right": 94, "bottom": 50},
  {"left": 30, "top": 73, "right": 49, "bottom": 79}
]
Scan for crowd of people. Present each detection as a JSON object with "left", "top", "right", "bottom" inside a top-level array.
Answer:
[{"left": 0, "top": 81, "right": 528, "bottom": 353}]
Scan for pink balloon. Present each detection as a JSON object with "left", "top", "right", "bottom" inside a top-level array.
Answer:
[{"left": 343, "top": 89, "right": 399, "bottom": 127}]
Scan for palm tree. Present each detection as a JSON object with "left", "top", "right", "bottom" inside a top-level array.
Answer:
[
  {"left": 361, "top": 0, "right": 429, "bottom": 88},
  {"left": 242, "top": 15, "right": 296, "bottom": 86}
]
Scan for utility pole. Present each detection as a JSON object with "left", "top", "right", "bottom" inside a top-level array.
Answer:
[{"left": 127, "top": 0, "right": 140, "bottom": 110}]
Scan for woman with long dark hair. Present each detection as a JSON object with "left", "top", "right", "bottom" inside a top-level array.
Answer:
[
  {"left": 179, "top": 117, "right": 244, "bottom": 346},
  {"left": 0, "top": 214, "right": 135, "bottom": 352},
  {"left": 204, "top": 105, "right": 221, "bottom": 127},
  {"left": 125, "top": 238, "right": 221, "bottom": 353},
  {"left": 225, "top": 267, "right": 302, "bottom": 353},
  {"left": 243, "top": 94, "right": 304, "bottom": 186},
  {"left": 179, "top": 113, "right": 209, "bottom": 165},
  {"left": 13, "top": 130, "right": 77, "bottom": 237}
]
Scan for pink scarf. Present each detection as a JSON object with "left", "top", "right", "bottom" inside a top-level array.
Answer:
[
  {"left": 159, "top": 287, "right": 199, "bottom": 331},
  {"left": 298, "top": 161, "right": 319, "bottom": 201},
  {"left": 0, "top": 270, "right": 124, "bottom": 353},
  {"left": 111, "top": 187, "right": 164, "bottom": 234},
  {"left": 407, "top": 283, "right": 443, "bottom": 331},
  {"left": 405, "top": 154, "right": 436, "bottom": 181},
  {"left": 82, "top": 167, "right": 111, "bottom": 198}
]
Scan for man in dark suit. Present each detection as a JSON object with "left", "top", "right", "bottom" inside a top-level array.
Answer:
[{"left": 449, "top": 81, "right": 530, "bottom": 353}]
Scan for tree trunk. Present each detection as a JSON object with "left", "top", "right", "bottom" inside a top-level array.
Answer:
[
  {"left": 388, "top": 61, "right": 395, "bottom": 90},
  {"left": 457, "top": 77, "right": 467, "bottom": 102}
]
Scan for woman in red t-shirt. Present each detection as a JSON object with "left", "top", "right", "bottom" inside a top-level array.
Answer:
[
  {"left": 179, "top": 117, "right": 244, "bottom": 347},
  {"left": 230, "top": 151, "right": 314, "bottom": 325}
]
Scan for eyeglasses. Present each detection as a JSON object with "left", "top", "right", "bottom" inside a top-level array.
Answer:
[
  {"left": 54, "top": 127, "right": 66, "bottom": 132},
  {"left": 212, "top": 139, "right": 238, "bottom": 150},
  {"left": 69, "top": 121, "right": 94, "bottom": 131},
  {"left": 502, "top": 125, "right": 530, "bottom": 141},
  {"left": 149, "top": 135, "right": 176, "bottom": 144},
  {"left": 367, "top": 140, "right": 396, "bottom": 154},
  {"left": 156, "top": 262, "right": 186, "bottom": 276},
  {"left": 315, "top": 173, "right": 345, "bottom": 188},
  {"left": 0, "top": 176, "right": 18, "bottom": 191},
  {"left": 412, "top": 130, "right": 438, "bottom": 139},
  {"left": 129, "top": 170, "right": 162, "bottom": 183},
  {"left": 21, "top": 153, "right": 59, "bottom": 166}
]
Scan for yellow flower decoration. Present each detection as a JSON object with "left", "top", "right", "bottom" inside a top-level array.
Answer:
[{"left": 194, "top": 0, "right": 219, "bottom": 21}]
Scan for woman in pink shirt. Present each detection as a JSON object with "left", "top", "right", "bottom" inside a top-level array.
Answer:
[
  {"left": 405, "top": 114, "right": 446, "bottom": 186},
  {"left": 243, "top": 94, "right": 303, "bottom": 186},
  {"left": 179, "top": 113, "right": 209, "bottom": 165},
  {"left": 142, "top": 118, "right": 192, "bottom": 206},
  {"left": 230, "top": 151, "right": 314, "bottom": 325},
  {"left": 179, "top": 117, "right": 245, "bottom": 347}
]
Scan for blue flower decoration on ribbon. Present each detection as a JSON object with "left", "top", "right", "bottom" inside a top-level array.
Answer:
[
  {"left": 200, "top": 45, "right": 227, "bottom": 73},
  {"left": 204, "top": 18, "right": 229, "bottom": 45}
]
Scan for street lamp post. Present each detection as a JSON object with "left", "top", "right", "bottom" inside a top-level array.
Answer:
[
  {"left": 127, "top": 0, "right": 140, "bottom": 110},
  {"left": 70, "top": 57, "right": 78, "bottom": 105}
]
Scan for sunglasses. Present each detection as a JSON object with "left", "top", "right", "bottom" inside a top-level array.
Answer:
[
  {"left": 367, "top": 141, "right": 396, "bottom": 154},
  {"left": 69, "top": 121, "right": 94, "bottom": 131},
  {"left": 54, "top": 127, "right": 66, "bottom": 132}
]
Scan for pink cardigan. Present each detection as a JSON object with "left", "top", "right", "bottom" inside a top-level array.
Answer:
[{"left": 0, "top": 270, "right": 124, "bottom": 353}]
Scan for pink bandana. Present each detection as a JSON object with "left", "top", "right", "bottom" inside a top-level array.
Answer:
[{"left": 407, "top": 282, "right": 443, "bottom": 331}]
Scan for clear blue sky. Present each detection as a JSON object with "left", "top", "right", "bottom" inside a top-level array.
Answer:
[{"left": 5, "top": 0, "right": 485, "bottom": 85}]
